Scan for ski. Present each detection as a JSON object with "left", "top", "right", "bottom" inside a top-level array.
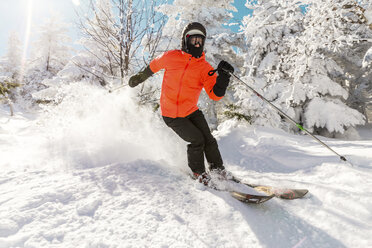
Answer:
[
  {"left": 192, "top": 175, "right": 275, "bottom": 204},
  {"left": 227, "top": 177, "right": 308, "bottom": 199},
  {"left": 229, "top": 190, "right": 274, "bottom": 204},
  {"left": 192, "top": 173, "right": 307, "bottom": 203},
  {"left": 240, "top": 182, "right": 308, "bottom": 200}
]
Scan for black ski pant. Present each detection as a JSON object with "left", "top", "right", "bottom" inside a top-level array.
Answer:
[{"left": 163, "top": 109, "right": 224, "bottom": 174}]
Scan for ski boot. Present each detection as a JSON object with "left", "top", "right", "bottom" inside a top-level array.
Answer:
[{"left": 192, "top": 172, "right": 212, "bottom": 186}]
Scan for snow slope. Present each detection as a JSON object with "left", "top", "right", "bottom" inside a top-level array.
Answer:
[{"left": 0, "top": 85, "right": 372, "bottom": 248}]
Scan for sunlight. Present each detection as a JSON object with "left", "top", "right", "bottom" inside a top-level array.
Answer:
[{"left": 20, "top": 0, "right": 34, "bottom": 83}]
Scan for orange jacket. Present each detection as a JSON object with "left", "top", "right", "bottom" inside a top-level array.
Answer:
[{"left": 149, "top": 50, "right": 222, "bottom": 118}]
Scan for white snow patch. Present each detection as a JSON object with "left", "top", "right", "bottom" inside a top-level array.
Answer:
[
  {"left": 0, "top": 219, "right": 19, "bottom": 237},
  {"left": 365, "top": 8, "right": 372, "bottom": 25},
  {"left": 76, "top": 198, "right": 102, "bottom": 216},
  {"left": 304, "top": 97, "right": 365, "bottom": 133},
  {"left": 362, "top": 46, "right": 372, "bottom": 68},
  {"left": 1, "top": 83, "right": 372, "bottom": 247}
]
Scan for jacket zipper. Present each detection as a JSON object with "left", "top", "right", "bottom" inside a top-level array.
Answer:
[{"left": 176, "top": 57, "right": 192, "bottom": 117}]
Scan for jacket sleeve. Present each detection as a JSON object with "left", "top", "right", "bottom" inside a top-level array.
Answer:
[
  {"left": 149, "top": 51, "right": 171, "bottom": 73},
  {"left": 201, "top": 63, "right": 224, "bottom": 101}
]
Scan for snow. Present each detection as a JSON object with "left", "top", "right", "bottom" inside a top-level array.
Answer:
[
  {"left": 1, "top": 85, "right": 372, "bottom": 248},
  {"left": 363, "top": 46, "right": 372, "bottom": 68},
  {"left": 365, "top": 8, "right": 372, "bottom": 25},
  {"left": 304, "top": 97, "right": 365, "bottom": 134}
]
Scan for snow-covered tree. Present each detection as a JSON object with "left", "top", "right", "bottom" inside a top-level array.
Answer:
[
  {"left": 236, "top": 0, "right": 306, "bottom": 129},
  {"left": 237, "top": 0, "right": 369, "bottom": 136},
  {"left": 28, "top": 15, "right": 71, "bottom": 75},
  {"left": 0, "top": 32, "right": 24, "bottom": 112},
  {"left": 71, "top": 0, "right": 166, "bottom": 87},
  {"left": 0, "top": 32, "right": 23, "bottom": 81},
  {"left": 70, "top": 0, "right": 119, "bottom": 86},
  {"left": 299, "top": 0, "right": 372, "bottom": 129},
  {"left": 21, "top": 15, "right": 72, "bottom": 104},
  {"left": 360, "top": 45, "right": 372, "bottom": 122},
  {"left": 31, "top": 0, "right": 167, "bottom": 107},
  {"left": 355, "top": 4, "right": 372, "bottom": 122}
]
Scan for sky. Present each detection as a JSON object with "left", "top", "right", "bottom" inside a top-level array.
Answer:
[
  {"left": 0, "top": 0, "right": 81, "bottom": 56},
  {"left": 0, "top": 0, "right": 251, "bottom": 57}
]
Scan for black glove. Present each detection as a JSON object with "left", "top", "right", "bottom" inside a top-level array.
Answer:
[
  {"left": 129, "top": 66, "right": 154, "bottom": 88},
  {"left": 217, "top": 60, "right": 234, "bottom": 75},
  {"left": 213, "top": 61, "right": 234, "bottom": 97}
]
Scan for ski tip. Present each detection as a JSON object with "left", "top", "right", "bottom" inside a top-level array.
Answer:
[{"left": 278, "top": 189, "right": 309, "bottom": 199}]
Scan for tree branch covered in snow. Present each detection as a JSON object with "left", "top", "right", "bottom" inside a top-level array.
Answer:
[
  {"left": 74, "top": 0, "right": 167, "bottom": 85},
  {"left": 235, "top": 0, "right": 371, "bottom": 136}
]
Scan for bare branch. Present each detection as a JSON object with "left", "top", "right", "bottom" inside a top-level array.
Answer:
[{"left": 74, "top": 0, "right": 167, "bottom": 86}]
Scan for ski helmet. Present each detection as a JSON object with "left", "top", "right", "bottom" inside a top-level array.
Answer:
[{"left": 181, "top": 22, "right": 206, "bottom": 57}]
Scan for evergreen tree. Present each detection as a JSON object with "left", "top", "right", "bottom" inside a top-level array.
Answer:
[
  {"left": 300, "top": 0, "right": 372, "bottom": 131},
  {"left": 237, "top": 0, "right": 305, "bottom": 129},
  {"left": 237, "top": 0, "right": 369, "bottom": 136}
]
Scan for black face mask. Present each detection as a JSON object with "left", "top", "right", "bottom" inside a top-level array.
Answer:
[
  {"left": 186, "top": 37, "right": 204, "bottom": 58},
  {"left": 188, "top": 44, "right": 203, "bottom": 58}
]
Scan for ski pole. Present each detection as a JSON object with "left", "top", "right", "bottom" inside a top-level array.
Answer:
[{"left": 209, "top": 69, "right": 347, "bottom": 162}]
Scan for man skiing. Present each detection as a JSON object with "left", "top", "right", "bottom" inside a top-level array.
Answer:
[{"left": 128, "top": 22, "right": 234, "bottom": 185}]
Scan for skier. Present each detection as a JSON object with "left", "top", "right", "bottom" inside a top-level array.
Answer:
[{"left": 128, "top": 22, "right": 234, "bottom": 185}]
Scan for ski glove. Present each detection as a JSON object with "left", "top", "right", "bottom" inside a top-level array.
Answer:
[
  {"left": 213, "top": 61, "right": 234, "bottom": 97},
  {"left": 129, "top": 65, "right": 154, "bottom": 88},
  {"left": 217, "top": 60, "right": 234, "bottom": 75}
]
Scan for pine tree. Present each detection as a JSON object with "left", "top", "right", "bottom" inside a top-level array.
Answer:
[
  {"left": 237, "top": 0, "right": 369, "bottom": 136},
  {"left": 298, "top": 0, "right": 371, "bottom": 135},
  {"left": 237, "top": 0, "right": 305, "bottom": 129}
]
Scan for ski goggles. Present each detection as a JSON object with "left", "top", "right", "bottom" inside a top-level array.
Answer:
[{"left": 187, "top": 35, "right": 204, "bottom": 46}]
